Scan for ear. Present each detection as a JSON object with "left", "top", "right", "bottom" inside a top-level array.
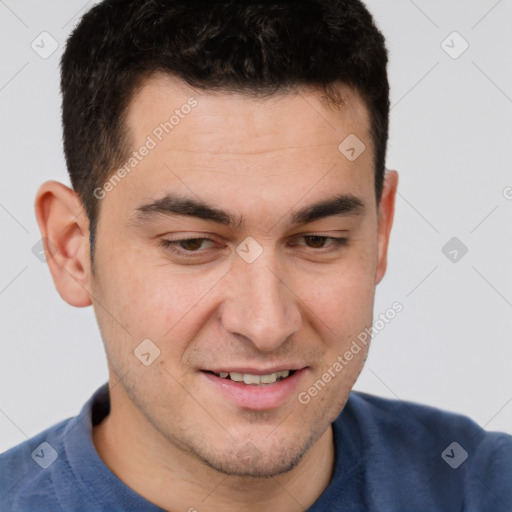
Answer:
[
  {"left": 34, "top": 181, "right": 93, "bottom": 307},
  {"left": 375, "top": 170, "right": 398, "bottom": 284}
]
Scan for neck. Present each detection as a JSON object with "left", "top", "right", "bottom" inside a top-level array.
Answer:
[{"left": 92, "top": 384, "right": 335, "bottom": 511}]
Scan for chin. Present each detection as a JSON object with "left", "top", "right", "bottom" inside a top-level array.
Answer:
[
  {"left": 201, "top": 447, "right": 306, "bottom": 478},
  {"left": 187, "top": 430, "right": 320, "bottom": 478}
]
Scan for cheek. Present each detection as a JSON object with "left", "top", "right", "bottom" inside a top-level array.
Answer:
[
  {"left": 96, "top": 246, "right": 226, "bottom": 348},
  {"left": 297, "top": 257, "right": 376, "bottom": 342}
]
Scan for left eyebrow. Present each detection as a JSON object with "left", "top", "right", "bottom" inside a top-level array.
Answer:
[
  {"left": 290, "top": 194, "right": 365, "bottom": 225},
  {"left": 132, "top": 192, "right": 365, "bottom": 229}
]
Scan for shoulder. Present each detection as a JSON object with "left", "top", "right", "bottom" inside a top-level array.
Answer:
[
  {"left": 0, "top": 417, "right": 73, "bottom": 512},
  {"left": 338, "top": 391, "right": 512, "bottom": 511},
  {"left": 345, "top": 390, "right": 512, "bottom": 447}
]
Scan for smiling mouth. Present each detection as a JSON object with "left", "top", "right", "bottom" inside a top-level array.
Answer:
[{"left": 204, "top": 370, "right": 297, "bottom": 385}]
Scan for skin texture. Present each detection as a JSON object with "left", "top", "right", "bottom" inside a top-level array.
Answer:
[{"left": 35, "top": 74, "right": 398, "bottom": 511}]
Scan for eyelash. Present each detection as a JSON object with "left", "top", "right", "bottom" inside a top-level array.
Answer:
[{"left": 159, "top": 235, "right": 348, "bottom": 257}]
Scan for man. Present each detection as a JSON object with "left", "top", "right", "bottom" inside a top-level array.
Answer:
[{"left": 1, "top": 0, "right": 510, "bottom": 510}]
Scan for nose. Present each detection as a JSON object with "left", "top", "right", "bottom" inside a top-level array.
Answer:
[{"left": 220, "top": 251, "right": 302, "bottom": 352}]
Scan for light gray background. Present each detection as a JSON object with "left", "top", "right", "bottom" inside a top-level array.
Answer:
[{"left": 1, "top": 0, "right": 511, "bottom": 454}]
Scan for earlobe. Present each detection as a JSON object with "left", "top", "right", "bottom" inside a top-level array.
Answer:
[
  {"left": 375, "top": 170, "right": 398, "bottom": 285},
  {"left": 34, "top": 181, "right": 93, "bottom": 307}
]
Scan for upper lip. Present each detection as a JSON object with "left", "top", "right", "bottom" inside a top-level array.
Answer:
[{"left": 203, "top": 365, "right": 307, "bottom": 375}]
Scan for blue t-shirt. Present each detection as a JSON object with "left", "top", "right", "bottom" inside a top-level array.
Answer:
[{"left": 1, "top": 382, "right": 511, "bottom": 511}]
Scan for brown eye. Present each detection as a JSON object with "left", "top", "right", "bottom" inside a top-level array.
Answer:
[
  {"left": 159, "top": 236, "right": 226, "bottom": 265},
  {"left": 160, "top": 237, "right": 218, "bottom": 256},
  {"left": 290, "top": 235, "right": 348, "bottom": 251},
  {"left": 178, "top": 238, "right": 205, "bottom": 251},
  {"left": 304, "top": 235, "right": 328, "bottom": 248}
]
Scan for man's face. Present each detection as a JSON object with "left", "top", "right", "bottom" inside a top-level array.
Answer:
[{"left": 90, "top": 75, "right": 387, "bottom": 477}]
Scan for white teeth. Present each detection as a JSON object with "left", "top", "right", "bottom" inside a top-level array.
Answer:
[
  {"left": 217, "top": 370, "right": 292, "bottom": 385},
  {"left": 260, "top": 373, "right": 277, "bottom": 384},
  {"left": 243, "top": 374, "right": 261, "bottom": 385}
]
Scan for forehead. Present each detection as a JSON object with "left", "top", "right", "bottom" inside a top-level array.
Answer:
[
  {"left": 109, "top": 74, "right": 375, "bottom": 220},
  {"left": 124, "top": 74, "right": 372, "bottom": 157}
]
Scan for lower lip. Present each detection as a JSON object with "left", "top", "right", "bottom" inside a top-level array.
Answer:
[{"left": 201, "top": 369, "right": 307, "bottom": 411}]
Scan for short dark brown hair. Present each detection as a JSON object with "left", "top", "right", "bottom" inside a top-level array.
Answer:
[{"left": 60, "top": 0, "right": 390, "bottom": 253}]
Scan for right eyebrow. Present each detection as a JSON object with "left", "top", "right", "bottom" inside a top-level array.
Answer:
[{"left": 133, "top": 194, "right": 244, "bottom": 230}]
